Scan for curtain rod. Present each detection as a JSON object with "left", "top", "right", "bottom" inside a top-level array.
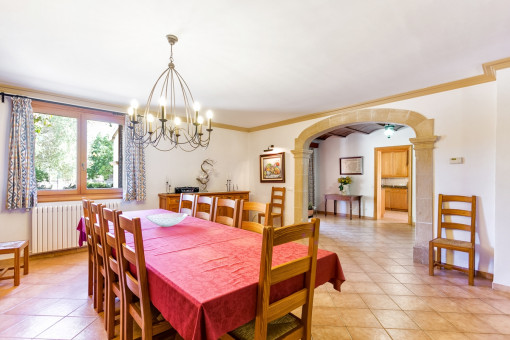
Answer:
[{"left": 0, "top": 92, "right": 126, "bottom": 117}]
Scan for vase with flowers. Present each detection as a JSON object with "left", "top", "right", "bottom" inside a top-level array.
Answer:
[{"left": 338, "top": 176, "right": 352, "bottom": 195}]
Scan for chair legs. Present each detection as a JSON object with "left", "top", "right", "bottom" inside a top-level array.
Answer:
[
  {"left": 428, "top": 243, "right": 434, "bottom": 276},
  {"left": 469, "top": 249, "right": 475, "bottom": 286}
]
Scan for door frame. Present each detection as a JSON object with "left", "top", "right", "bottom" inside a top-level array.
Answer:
[{"left": 374, "top": 145, "right": 413, "bottom": 224}]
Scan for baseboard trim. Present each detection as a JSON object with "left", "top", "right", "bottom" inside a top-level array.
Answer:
[
  {"left": 493, "top": 282, "right": 510, "bottom": 292},
  {"left": 0, "top": 247, "right": 86, "bottom": 267},
  {"left": 316, "top": 210, "right": 373, "bottom": 220}
]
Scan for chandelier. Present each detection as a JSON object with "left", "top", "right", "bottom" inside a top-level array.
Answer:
[
  {"left": 384, "top": 124, "right": 395, "bottom": 138},
  {"left": 127, "top": 34, "right": 213, "bottom": 151}
]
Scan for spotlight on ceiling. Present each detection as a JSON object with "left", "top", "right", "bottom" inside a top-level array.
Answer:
[{"left": 384, "top": 124, "right": 395, "bottom": 138}]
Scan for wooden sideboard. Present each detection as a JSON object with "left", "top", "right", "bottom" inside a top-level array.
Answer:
[{"left": 158, "top": 191, "right": 250, "bottom": 213}]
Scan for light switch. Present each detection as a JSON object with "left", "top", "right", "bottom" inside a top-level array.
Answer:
[{"left": 449, "top": 157, "right": 463, "bottom": 164}]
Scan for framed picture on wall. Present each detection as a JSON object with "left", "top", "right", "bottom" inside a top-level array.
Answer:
[
  {"left": 340, "top": 156, "right": 363, "bottom": 175},
  {"left": 260, "top": 152, "right": 285, "bottom": 183}
]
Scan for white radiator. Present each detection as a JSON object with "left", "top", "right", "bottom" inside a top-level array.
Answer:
[{"left": 31, "top": 201, "right": 121, "bottom": 254}]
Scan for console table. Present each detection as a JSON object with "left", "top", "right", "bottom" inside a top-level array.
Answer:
[{"left": 324, "top": 194, "right": 362, "bottom": 220}]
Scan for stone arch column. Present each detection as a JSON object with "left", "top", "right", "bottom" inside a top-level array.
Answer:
[{"left": 292, "top": 108, "right": 437, "bottom": 263}]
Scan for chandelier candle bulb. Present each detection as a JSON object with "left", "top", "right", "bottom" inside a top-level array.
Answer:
[
  {"left": 147, "top": 113, "right": 155, "bottom": 133},
  {"left": 206, "top": 110, "right": 213, "bottom": 130},
  {"left": 159, "top": 97, "right": 166, "bottom": 120}
]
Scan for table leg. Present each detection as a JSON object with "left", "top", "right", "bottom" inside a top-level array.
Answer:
[
  {"left": 349, "top": 200, "right": 353, "bottom": 220},
  {"left": 14, "top": 248, "right": 20, "bottom": 286},
  {"left": 359, "top": 199, "right": 361, "bottom": 219},
  {"left": 334, "top": 200, "right": 337, "bottom": 216},
  {"left": 23, "top": 243, "right": 29, "bottom": 275},
  {"left": 324, "top": 199, "right": 327, "bottom": 216}
]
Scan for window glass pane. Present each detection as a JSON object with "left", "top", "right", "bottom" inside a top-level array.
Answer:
[
  {"left": 87, "top": 120, "right": 122, "bottom": 189},
  {"left": 34, "top": 113, "right": 78, "bottom": 190}
]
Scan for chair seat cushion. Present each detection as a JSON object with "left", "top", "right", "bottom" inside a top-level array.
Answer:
[
  {"left": 431, "top": 238, "right": 473, "bottom": 249},
  {"left": 229, "top": 313, "right": 301, "bottom": 340}
]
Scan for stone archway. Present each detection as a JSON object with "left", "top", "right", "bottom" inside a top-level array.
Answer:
[{"left": 292, "top": 108, "right": 437, "bottom": 263}]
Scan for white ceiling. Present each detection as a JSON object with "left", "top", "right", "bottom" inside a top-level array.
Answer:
[{"left": 1, "top": 0, "right": 510, "bottom": 128}]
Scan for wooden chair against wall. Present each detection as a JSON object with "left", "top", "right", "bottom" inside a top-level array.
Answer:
[
  {"left": 82, "top": 199, "right": 96, "bottom": 307},
  {"left": 429, "top": 194, "right": 477, "bottom": 285},
  {"left": 238, "top": 201, "right": 271, "bottom": 234},
  {"left": 226, "top": 218, "right": 321, "bottom": 340},
  {"left": 258, "top": 187, "right": 286, "bottom": 227},
  {"left": 117, "top": 214, "right": 173, "bottom": 340},
  {"left": 213, "top": 198, "right": 239, "bottom": 228},
  {"left": 100, "top": 207, "right": 123, "bottom": 339},
  {"left": 179, "top": 194, "right": 196, "bottom": 215},
  {"left": 193, "top": 196, "right": 215, "bottom": 221},
  {"left": 91, "top": 202, "right": 107, "bottom": 313}
]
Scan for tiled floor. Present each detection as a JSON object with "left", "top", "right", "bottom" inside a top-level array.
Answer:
[{"left": 1, "top": 215, "right": 510, "bottom": 339}]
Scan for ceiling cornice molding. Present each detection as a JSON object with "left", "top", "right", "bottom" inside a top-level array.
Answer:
[
  {"left": 246, "top": 56, "right": 510, "bottom": 132},
  {"left": 2, "top": 57, "right": 510, "bottom": 133}
]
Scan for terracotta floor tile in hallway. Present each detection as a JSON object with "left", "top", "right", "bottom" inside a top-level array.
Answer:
[{"left": 1, "top": 215, "right": 510, "bottom": 339}]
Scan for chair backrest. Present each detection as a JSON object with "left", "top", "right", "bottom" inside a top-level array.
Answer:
[
  {"left": 116, "top": 214, "right": 152, "bottom": 325},
  {"left": 254, "top": 218, "right": 320, "bottom": 339},
  {"left": 82, "top": 199, "right": 95, "bottom": 250},
  {"left": 91, "top": 203, "right": 105, "bottom": 262},
  {"left": 193, "top": 196, "right": 215, "bottom": 221},
  {"left": 100, "top": 207, "right": 123, "bottom": 276},
  {"left": 213, "top": 198, "right": 239, "bottom": 228},
  {"left": 238, "top": 201, "right": 271, "bottom": 234},
  {"left": 179, "top": 194, "right": 196, "bottom": 215},
  {"left": 270, "top": 187, "right": 286, "bottom": 215},
  {"left": 437, "top": 194, "right": 476, "bottom": 244}
]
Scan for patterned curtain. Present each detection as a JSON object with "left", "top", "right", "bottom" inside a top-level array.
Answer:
[
  {"left": 124, "top": 116, "right": 146, "bottom": 201},
  {"left": 6, "top": 97, "right": 37, "bottom": 209}
]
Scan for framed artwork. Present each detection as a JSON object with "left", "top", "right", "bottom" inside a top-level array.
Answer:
[
  {"left": 260, "top": 152, "right": 285, "bottom": 183},
  {"left": 340, "top": 156, "right": 363, "bottom": 175}
]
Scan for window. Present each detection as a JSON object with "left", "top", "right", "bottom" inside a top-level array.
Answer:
[{"left": 33, "top": 101, "right": 124, "bottom": 202}]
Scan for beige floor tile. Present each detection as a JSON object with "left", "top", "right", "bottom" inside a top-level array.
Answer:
[
  {"left": 438, "top": 286, "right": 477, "bottom": 299},
  {"left": 426, "top": 331, "right": 471, "bottom": 340},
  {"left": 465, "top": 334, "right": 510, "bottom": 340},
  {"left": 345, "top": 271, "right": 373, "bottom": 282},
  {"left": 311, "top": 326, "right": 352, "bottom": 340},
  {"left": 448, "top": 298, "right": 502, "bottom": 314},
  {"left": 360, "top": 294, "right": 400, "bottom": 310},
  {"left": 353, "top": 282, "right": 385, "bottom": 294},
  {"left": 439, "top": 312, "right": 498, "bottom": 334},
  {"left": 479, "top": 314, "right": 510, "bottom": 334},
  {"left": 313, "top": 292, "right": 335, "bottom": 307},
  {"left": 421, "top": 297, "right": 462, "bottom": 313},
  {"left": 337, "top": 308, "right": 381, "bottom": 328},
  {"left": 4, "top": 298, "right": 60, "bottom": 315},
  {"left": 0, "top": 314, "right": 28, "bottom": 330},
  {"left": 393, "top": 273, "right": 426, "bottom": 284},
  {"left": 348, "top": 327, "right": 391, "bottom": 339},
  {"left": 0, "top": 315, "right": 62, "bottom": 338},
  {"left": 34, "top": 316, "right": 96, "bottom": 339},
  {"left": 405, "top": 310, "right": 456, "bottom": 331},
  {"left": 330, "top": 293, "right": 368, "bottom": 309},
  {"left": 372, "top": 309, "right": 419, "bottom": 329},
  {"left": 387, "top": 328, "right": 432, "bottom": 339},
  {"left": 391, "top": 295, "right": 432, "bottom": 311},
  {"left": 484, "top": 299, "right": 510, "bottom": 314},
  {"left": 311, "top": 307, "right": 345, "bottom": 326},
  {"left": 367, "top": 273, "right": 400, "bottom": 284},
  {"left": 378, "top": 283, "right": 414, "bottom": 296}
]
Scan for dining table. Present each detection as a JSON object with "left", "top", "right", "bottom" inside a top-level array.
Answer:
[{"left": 77, "top": 209, "right": 345, "bottom": 340}]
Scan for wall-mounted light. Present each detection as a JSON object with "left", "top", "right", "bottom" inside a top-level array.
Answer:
[
  {"left": 384, "top": 124, "right": 395, "bottom": 138},
  {"left": 263, "top": 145, "right": 274, "bottom": 152}
]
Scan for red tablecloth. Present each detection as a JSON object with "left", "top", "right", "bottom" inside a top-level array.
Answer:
[{"left": 77, "top": 209, "right": 344, "bottom": 340}]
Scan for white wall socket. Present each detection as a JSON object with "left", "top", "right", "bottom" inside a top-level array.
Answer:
[{"left": 449, "top": 157, "right": 464, "bottom": 164}]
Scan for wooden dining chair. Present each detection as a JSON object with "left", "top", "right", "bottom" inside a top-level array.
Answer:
[
  {"left": 258, "top": 187, "right": 286, "bottom": 227},
  {"left": 82, "top": 199, "right": 96, "bottom": 308},
  {"left": 213, "top": 198, "right": 239, "bottom": 228},
  {"left": 193, "top": 196, "right": 215, "bottom": 221},
  {"left": 99, "top": 207, "right": 123, "bottom": 339},
  {"left": 179, "top": 194, "right": 196, "bottom": 215},
  {"left": 225, "top": 218, "right": 321, "bottom": 340},
  {"left": 91, "top": 202, "right": 107, "bottom": 314},
  {"left": 429, "top": 194, "right": 477, "bottom": 285},
  {"left": 238, "top": 201, "right": 271, "bottom": 234},
  {"left": 116, "top": 214, "right": 173, "bottom": 340}
]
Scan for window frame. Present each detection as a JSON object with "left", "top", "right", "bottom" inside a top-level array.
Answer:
[{"left": 33, "top": 101, "right": 124, "bottom": 202}]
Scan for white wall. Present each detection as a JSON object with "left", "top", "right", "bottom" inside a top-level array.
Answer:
[
  {"left": 494, "top": 68, "right": 510, "bottom": 287},
  {"left": 317, "top": 127, "right": 416, "bottom": 218},
  {"left": 0, "top": 99, "right": 250, "bottom": 249}
]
